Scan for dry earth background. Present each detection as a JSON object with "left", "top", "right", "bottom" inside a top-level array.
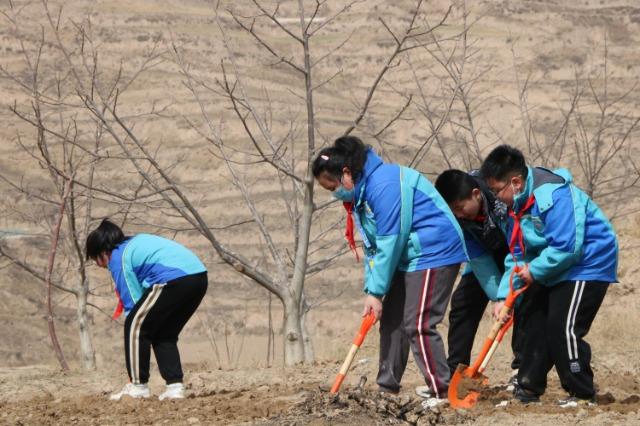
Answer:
[{"left": 0, "top": 0, "right": 639, "bottom": 424}]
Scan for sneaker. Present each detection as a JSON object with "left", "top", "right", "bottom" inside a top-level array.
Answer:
[
  {"left": 506, "top": 370, "right": 518, "bottom": 392},
  {"left": 415, "top": 385, "right": 435, "bottom": 398},
  {"left": 513, "top": 385, "right": 540, "bottom": 404},
  {"left": 421, "top": 396, "right": 448, "bottom": 410},
  {"left": 109, "top": 383, "right": 150, "bottom": 401},
  {"left": 158, "top": 383, "right": 185, "bottom": 400},
  {"left": 558, "top": 396, "right": 596, "bottom": 408}
]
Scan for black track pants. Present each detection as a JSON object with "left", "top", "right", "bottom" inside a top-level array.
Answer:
[
  {"left": 123, "top": 272, "right": 208, "bottom": 385},
  {"left": 517, "top": 280, "right": 608, "bottom": 399}
]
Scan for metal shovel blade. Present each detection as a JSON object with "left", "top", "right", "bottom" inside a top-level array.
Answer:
[{"left": 448, "top": 363, "right": 489, "bottom": 409}]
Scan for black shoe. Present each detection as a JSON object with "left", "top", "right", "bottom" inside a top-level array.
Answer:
[
  {"left": 378, "top": 385, "right": 400, "bottom": 395},
  {"left": 513, "top": 385, "right": 540, "bottom": 404}
]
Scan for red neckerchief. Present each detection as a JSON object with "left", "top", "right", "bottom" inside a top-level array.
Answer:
[
  {"left": 343, "top": 202, "right": 360, "bottom": 262},
  {"left": 112, "top": 289, "right": 124, "bottom": 320},
  {"left": 473, "top": 214, "right": 486, "bottom": 223},
  {"left": 508, "top": 194, "right": 536, "bottom": 262}
]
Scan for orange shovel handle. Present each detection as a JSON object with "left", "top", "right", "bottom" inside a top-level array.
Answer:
[
  {"left": 330, "top": 312, "right": 376, "bottom": 394},
  {"left": 506, "top": 266, "right": 530, "bottom": 308},
  {"left": 353, "top": 312, "right": 376, "bottom": 346},
  {"left": 468, "top": 269, "right": 528, "bottom": 376},
  {"left": 469, "top": 317, "right": 513, "bottom": 375}
]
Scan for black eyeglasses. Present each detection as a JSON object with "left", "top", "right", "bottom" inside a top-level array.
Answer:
[{"left": 491, "top": 181, "right": 510, "bottom": 197}]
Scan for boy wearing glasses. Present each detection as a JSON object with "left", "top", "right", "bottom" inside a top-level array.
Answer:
[{"left": 480, "top": 145, "right": 618, "bottom": 407}]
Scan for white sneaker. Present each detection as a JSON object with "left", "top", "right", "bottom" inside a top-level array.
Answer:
[
  {"left": 415, "top": 385, "right": 434, "bottom": 398},
  {"left": 158, "top": 383, "right": 185, "bottom": 400},
  {"left": 109, "top": 383, "right": 150, "bottom": 400},
  {"left": 421, "top": 396, "right": 448, "bottom": 410},
  {"left": 506, "top": 369, "right": 518, "bottom": 392},
  {"left": 558, "top": 396, "right": 596, "bottom": 408}
]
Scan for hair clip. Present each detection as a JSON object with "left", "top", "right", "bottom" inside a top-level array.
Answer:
[{"left": 321, "top": 155, "right": 329, "bottom": 160}]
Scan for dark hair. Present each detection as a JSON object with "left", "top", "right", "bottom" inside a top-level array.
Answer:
[
  {"left": 85, "top": 219, "right": 126, "bottom": 260},
  {"left": 480, "top": 145, "right": 528, "bottom": 181},
  {"left": 435, "top": 169, "right": 479, "bottom": 204},
  {"left": 312, "top": 136, "right": 369, "bottom": 182}
]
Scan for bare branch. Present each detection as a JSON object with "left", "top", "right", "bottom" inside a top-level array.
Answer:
[
  {"left": 345, "top": 0, "right": 452, "bottom": 135},
  {"left": 250, "top": 0, "right": 303, "bottom": 44},
  {"left": 228, "top": 10, "right": 305, "bottom": 74}
]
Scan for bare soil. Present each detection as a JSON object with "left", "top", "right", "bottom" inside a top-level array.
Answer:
[{"left": 1, "top": 362, "right": 639, "bottom": 425}]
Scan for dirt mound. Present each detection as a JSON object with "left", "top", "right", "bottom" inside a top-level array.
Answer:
[{"left": 292, "top": 386, "right": 482, "bottom": 425}]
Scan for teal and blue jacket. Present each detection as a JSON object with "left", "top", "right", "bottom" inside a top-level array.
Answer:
[
  {"left": 457, "top": 174, "right": 510, "bottom": 301},
  {"left": 496, "top": 166, "right": 618, "bottom": 299},
  {"left": 353, "top": 150, "right": 467, "bottom": 297},
  {"left": 108, "top": 234, "right": 207, "bottom": 316}
]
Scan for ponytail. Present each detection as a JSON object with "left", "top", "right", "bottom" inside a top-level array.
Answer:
[{"left": 312, "top": 135, "right": 369, "bottom": 182}]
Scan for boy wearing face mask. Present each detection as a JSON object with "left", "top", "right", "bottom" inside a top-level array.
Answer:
[
  {"left": 480, "top": 145, "right": 618, "bottom": 407},
  {"left": 434, "top": 170, "right": 522, "bottom": 383},
  {"left": 312, "top": 136, "right": 467, "bottom": 406}
]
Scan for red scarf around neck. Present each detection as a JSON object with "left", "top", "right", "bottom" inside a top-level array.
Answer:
[
  {"left": 112, "top": 290, "right": 124, "bottom": 320},
  {"left": 508, "top": 194, "right": 536, "bottom": 262},
  {"left": 343, "top": 202, "right": 360, "bottom": 262}
]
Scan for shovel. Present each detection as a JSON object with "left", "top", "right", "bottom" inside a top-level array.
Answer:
[
  {"left": 448, "top": 271, "right": 529, "bottom": 408},
  {"left": 330, "top": 312, "right": 376, "bottom": 394}
]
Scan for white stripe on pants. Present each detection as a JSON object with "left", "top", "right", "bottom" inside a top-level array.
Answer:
[
  {"left": 417, "top": 269, "right": 440, "bottom": 397},
  {"left": 565, "top": 280, "right": 585, "bottom": 360},
  {"left": 129, "top": 285, "right": 164, "bottom": 384}
]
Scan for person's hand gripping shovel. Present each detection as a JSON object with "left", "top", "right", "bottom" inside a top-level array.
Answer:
[
  {"left": 448, "top": 268, "right": 529, "bottom": 408},
  {"left": 330, "top": 311, "right": 377, "bottom": 393}
]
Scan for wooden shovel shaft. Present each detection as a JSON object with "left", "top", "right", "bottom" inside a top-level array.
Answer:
[
  {"left": 479, "top": 317, "right": 513, "bottom": 373},
  {"left": 469, "top": 268, "right": 530, "bottom": 376},
  {"left": 331, "top": 344, "right": 359, "bottom": 393},
  {"left": 330, "top": 313, "right": 376, "bottom": 394},
  {"left": 449, "top": 271, "right": 529, "bottom": 409},
  {"left": 469, "top": 304, "right": 514, "bottom": 375}
]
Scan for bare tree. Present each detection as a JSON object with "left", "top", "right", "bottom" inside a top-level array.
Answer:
[
  {"left": 0, "top": 1, "right": 163, "bottom": 370},
  {"left": 407, "top": 0, "right": 490, "bottom": 172},
  {"left": 569, "top": 41, "right": 640, "bottom": 213},
  {"left": 167, "top": 0, "right": 457, "bottom": 364},
  {"left": 44, "top": 177, "right": 73, "bottom": 372},
  {"left": 509, "top": 35, "right": 640, "bottom": 218}
]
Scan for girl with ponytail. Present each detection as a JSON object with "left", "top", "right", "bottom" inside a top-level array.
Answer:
[{"left": 312, "top": 135, "right": 467, "bottom": 405}]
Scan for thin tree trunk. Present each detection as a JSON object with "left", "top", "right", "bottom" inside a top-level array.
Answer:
[
  {"left": 300, "top": 299, "right": 314, "bottom": 363},
  {"left": 282, "top": 296, "right": 305, "bottom": 366},
  {"left": 76, "top": 279, "right": 96, "bottom": 370},
  {"left": 267, "top": 292, "right": 274, "bottom": 367},
  {"left": 45, "top": 178, "right": 72, "bottom": 372},
  {"left": 279, "top": 0, "right": 317, "bottom": 366},
  {"left": 285, "top": 181, "right": 314, "bottom": 365}
]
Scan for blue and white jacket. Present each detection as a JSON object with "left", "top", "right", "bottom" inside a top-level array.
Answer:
[
  {"left": 353, "top": 149, "right": 467, "bottom": 297},
  {"left": 108, "top": 234, "right": 207, "bottom": 316},
  {"left": 496, "top": 166, "right": 618, "bottom": 298}
]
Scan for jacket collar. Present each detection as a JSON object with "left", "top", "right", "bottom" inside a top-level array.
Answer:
[
  {"left": 354, "top": 149, "right": 384, "bottom": 208},
  {"left": 512, "top": 166, "right": 534, "bottom": 213}
]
